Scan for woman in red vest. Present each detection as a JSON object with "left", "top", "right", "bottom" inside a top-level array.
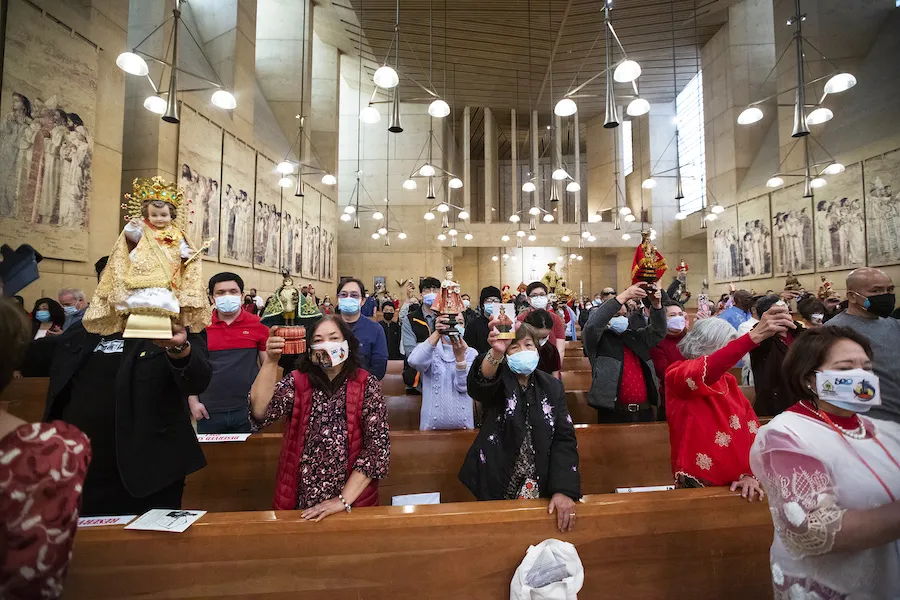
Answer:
[{"left": 249, "top": 315, "right": 390, "bottom": 520}]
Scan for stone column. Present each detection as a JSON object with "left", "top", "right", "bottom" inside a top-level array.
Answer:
[
  {"left": 510, "top": 108, "right": 518, "bottom": 218},
  {"left": 309, "top": 33, "right": 340, "bottom": 177},
  {"left": 484, "top": 107, "right": 498, "bottom": 223}
]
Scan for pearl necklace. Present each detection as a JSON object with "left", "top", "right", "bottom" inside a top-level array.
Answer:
[{"left": 800, "top": 401, "right": 866, "bottom": 439}]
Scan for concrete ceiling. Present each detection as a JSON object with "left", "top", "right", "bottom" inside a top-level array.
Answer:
[{"left": 339, "top": 0, "right": 728, "bottom": 124}]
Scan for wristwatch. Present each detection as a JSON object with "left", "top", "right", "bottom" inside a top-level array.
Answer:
[{"left": 166, "top": 341, "right": 190, "bottom": 355}]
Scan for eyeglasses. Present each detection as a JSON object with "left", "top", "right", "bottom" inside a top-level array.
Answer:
[
  {"left": 529, "top": 292, "right": 547, "bottom": 298},
  {"left": 484, "top": 297, "right": 500, "bottom": 304},
  {"left": 338, "top": 291, "right": 362, "bottom": 299}
]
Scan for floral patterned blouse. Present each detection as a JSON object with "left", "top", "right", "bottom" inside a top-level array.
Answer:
[
  {"left": 250, "top": 373, "right": 390, "bottom": 509},
  {"left": 0, "top": 421, "right": 91, "bottom": 599}
]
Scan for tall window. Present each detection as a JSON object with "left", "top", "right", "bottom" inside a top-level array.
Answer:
[
  {"left": 621, "top": 120, "right": 633, "bottom": 177},
  {"left": 676, "top": 70, "right": 706, "bottom": 215}
]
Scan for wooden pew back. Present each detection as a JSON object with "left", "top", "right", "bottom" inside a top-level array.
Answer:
[
  {"left": 65, "top": 489, "right": 774, "bottom": 600},
  {"left": 183, "top": 423, "right": 674, "bottom": 511}
]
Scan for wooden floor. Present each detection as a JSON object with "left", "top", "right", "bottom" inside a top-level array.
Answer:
[{"left": 65, "top": 489, "right": 775, "bottom": 600}]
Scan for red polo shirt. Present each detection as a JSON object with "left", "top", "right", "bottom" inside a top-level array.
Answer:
[
  {"left": 618, "top": 346, "right": 648, "bottom": 404},
  {"left": 201, "top": 309, "right": 269, "bottom": 413}
]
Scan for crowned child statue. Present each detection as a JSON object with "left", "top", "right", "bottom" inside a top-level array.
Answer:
[{"left": 83, "top": 176, "right": 211, "bottom": 338}]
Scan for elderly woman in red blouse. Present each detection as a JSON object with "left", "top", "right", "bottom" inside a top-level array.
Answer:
[
  {"left": 249, "top": 315, "right": 390, "bottom": 520},
  {"left": 665, "top": 303, "right": 794, "bottom": 499}
]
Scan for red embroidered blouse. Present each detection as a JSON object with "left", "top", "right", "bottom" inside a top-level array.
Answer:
[
  {"left": 0, "top": 421, "right": 91, "bottom": 599},
  {"left": 665, "top": 334, "right": 761, "bottom": 486}
]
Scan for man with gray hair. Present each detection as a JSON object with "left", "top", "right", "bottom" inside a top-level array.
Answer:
[
  {"left": 825, "top": 267, "right": 900, "bottom": 423},
  {"left": 58, "top": 287, "right": 88, "bottom": 331}
]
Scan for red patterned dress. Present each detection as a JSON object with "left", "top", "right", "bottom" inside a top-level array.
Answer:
[
  {"left": 665, "top": 334, "right": 761, "bottom": 486},
  {"left": 0, "top": 421, "right": 91, "bottom": 599}
]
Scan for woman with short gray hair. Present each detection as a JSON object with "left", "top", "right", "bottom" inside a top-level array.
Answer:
[{"left": 665, "top": 303, "right": 795, "bottom": 498}]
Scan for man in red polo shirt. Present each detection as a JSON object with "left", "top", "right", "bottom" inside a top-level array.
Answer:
[
  {"left": 189, "top": 272, "right": 268, "bottom": 433},
  {"left": 516, "top": 282, "right": 567, "bottom": 368}
]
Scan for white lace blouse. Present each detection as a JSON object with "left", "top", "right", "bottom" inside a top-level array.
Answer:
[{"left": 750, "top": 411, "right": 900, "bottom": 599}]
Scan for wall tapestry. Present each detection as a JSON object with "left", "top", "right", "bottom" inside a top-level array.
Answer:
[
  {"left": 319, "top": 193, "right": 336, "bottom": 283},
  {"left": 736, "top": 194, "right": 772, "bottom": 280},
  {"left": 301, "top": 189, "right": 321, "bottom": 280},
  {"left": 771, "top": 184, "right": 814, "bottom": 276},
  {"left": 253, "top": 154, "right": 281, "bottom": 272},
  {"left": 219, "top": 134, "right": 255, "bottom": 267},
  {"left": 812, "top": 161, "right": 866, "bottom": 272},
  {"left": 0, "top": 0, "right": 97, "bottom": 260},
  {"left": 177, "top": 106, "right": 222, "bottom": 259},
  {"left": 711, "top": 205, "right": 740, "bottom": 283},
  {"left": 864, "top": 149, "right": 900, "bottom": 267},
  {"left": 281, "top": 184, "right": 302, "bottom": 277}
]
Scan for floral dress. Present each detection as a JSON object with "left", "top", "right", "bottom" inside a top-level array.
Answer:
[
  {"left": 0, "top": 421, "right": 91, "bottom": 599},
  {"left": 249, "top": 373, "right": 390, "bottom": 509}
]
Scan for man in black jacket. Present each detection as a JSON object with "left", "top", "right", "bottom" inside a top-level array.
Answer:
[
  {"left": 582, "top": 282, "right": 666, "bottom": 423},
  {"left": 464, "top": 285, "right": 501, "bottom": 354},
  {"left": 24, "top": 320, "right": 211, "bottom": 516}
]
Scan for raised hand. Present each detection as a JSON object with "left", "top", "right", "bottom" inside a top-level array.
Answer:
[
  {"left": 749, "top": 303, "right": 795, "bottom": 343},
  {"left": 265, "top": 326, "right": 285, "bottom": 362}
]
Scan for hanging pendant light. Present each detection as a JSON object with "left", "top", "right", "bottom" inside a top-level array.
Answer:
[
  {"left": 549, "top": 182, "right": 560, "bottom": 203},
  {"left": 374, "top": 65, "right": 399, "bottom": 88},
  {"left": 554, "top": 98, "right": 577, "bottom": 116},
  {"left": 428, "top": 99, "right": 450, "bottom": 118},
  {"left": 294, "top": 177, "right": 304, "bottom": 198},
  {"left": 737, "top": 107, "right": 764, "bottom": 125},
  {"left": 824, "top": 73, "right": 856, "bottom": 95},
  {"left": 603, "top": 6, "right": 619, "bottom": 129},
  {"left": 626, "top": 98, "right": 650, "bottom": 117},
  {"left": 613, "top": 59, "right": 642, "bottom": 83},
  {"left": 144, "top": 95, "right": 167, "bottom": 115},
  {"left": 359, "top": 105, "right": 381, "bottom": 124},
  {"left": 388, "top": 88, "right": 403, "bottom": 133},
  {"left": 806, "top": 107, "right": 834, "bottom": 125},
  {"left": 116, "top": 51, "right": 149, "bottom": 76},
  {"left": 426, "top": 177, "right": 436, "bottom": 200}
]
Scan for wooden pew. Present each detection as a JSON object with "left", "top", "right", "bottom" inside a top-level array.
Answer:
[
  {"left": 386, "top": 359, "right": 404, "bottom": 374},
  {"left": 562, "top": 355, "right": 590, "bottom": 371},
  {"left": 1, "top": 377, "right": 46, "bottom": 423},
  {"left": 182, "top": 423, "right": 675, "bottom": 511},
  {"left": 65, "top": 489, "right": 774, "bottom": 600},
  {"left": 0, "top": 379, "right": 601, "bottom": 432}
]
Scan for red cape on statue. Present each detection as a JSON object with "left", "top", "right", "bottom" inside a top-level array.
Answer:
[{"left": 631, "top": 235, "right": 667, "bottom": 284}]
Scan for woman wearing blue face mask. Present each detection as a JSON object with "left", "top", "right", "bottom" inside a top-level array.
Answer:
[
  {"left": 407, "top": 314, "right": 478, "bottom": 430},
  {"left": 751, "top": 326, "right": 900, "bottom": 599},
  {"left": 459, "top": 321, "right": 580, "bottom": 533},
  {"left": 29, "top": 297, "right": 65, "bottom": 340}
]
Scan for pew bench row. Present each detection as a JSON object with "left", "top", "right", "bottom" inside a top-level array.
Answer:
[{"left": 64, "top": 489, "right": 775, "bottom": 600}]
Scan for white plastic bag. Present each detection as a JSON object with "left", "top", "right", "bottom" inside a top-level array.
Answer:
[{"left": 510, "top": 539, "right": 584, "bottom": 600}]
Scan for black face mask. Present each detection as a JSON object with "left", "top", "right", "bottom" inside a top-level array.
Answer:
[
  {"left": 863, "top": 293, "right": 896, "bottom": 318},
  {"left": 383, "top": 312, "right": 395, "bottom": 321}
]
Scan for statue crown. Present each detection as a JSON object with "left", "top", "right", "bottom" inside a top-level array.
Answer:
[{"left": 123, "top": 176, "right": 184, "bottom": 219}]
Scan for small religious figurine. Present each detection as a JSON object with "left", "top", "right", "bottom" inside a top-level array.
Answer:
[
  {"left": 495, "top": 304, "right": 516, "bottom": 339},
  {"left": 83, "top": 176, "right": 211, "bottom": 338},
  {"left": 262, "top": 270, "right": 301, "bottom": 325},
  {"left": 501, "top": 285, "right": 512, "bottom": 303},
  {"left": 541, "top": 263, "right": 561, "bottom": 294},
  {"left": 631, "top": 230, "right": 668, "bottom": 284},
  {"left": 676, "top": 259, "right": 689, "bottom": 287},
  {"left": 430, "top": 265, "right": 465, "bottom": 335},
  {"left": 817, "top": 275, "right": 835, "bottom": 300},
  {"left": 784, "top": 270, "right": 802, "bottom": 292}
]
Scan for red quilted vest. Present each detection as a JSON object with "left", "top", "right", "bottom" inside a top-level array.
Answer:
[{"left": 271, "top": 368, "right": 379, "bottom": 510}]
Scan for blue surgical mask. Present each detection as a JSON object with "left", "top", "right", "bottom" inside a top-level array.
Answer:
[
  {"left": 423, "top": 292, "right": 437, "bottom": 306},
  {"left": 35, "top": 310, "right": 51, "bottom": 323},
  {"left": 63, "top": 305, "right": 79, "bottom": 316},
  {"left": 593, "top": 299, "right": 602, "bottom": 307},
  {"left": 507, "top": 350, "right": 540, "bottom": 375},
  {"left": 463, "top": 299, "right": 471, "bottom": 309},
  {"left": 338, "top": 297, "right": 361, "bottom": 314},
  {"left": 484, "top": 304, "right": 494, "bottom": 316},
  {"left": 608, "top": 315, "right": 628, "bottom": 334},
  {"left": 215, "top": 294, "right": 241, "bottom": 314}
]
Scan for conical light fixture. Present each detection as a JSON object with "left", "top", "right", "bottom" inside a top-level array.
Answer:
[{"left": 388, "top": 88, "right": 403, "bottom": 133}]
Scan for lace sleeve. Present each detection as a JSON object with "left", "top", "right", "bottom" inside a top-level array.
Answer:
[{"left": 751, "top": 428, "right": 846, "bottom": 558}]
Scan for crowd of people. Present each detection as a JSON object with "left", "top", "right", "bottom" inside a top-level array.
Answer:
[{"left": 3, "top": 263, "right": 900, "bottom": 599}]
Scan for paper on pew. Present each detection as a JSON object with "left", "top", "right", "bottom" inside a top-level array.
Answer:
[
  {"left": 125, "top": 509, "right": 207, "bottom": 533},
  {"left": 78, "top": 515, "right": 137, "bottom": 528},
  {"left": 392, "top": 492, "right": 441, "bottom": 506},
  {"left": 196, "top": 433, "right": 251, "bottom": 443},
  {"left": 615, "top": 485, "right": 675, "bottom": 493}
]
